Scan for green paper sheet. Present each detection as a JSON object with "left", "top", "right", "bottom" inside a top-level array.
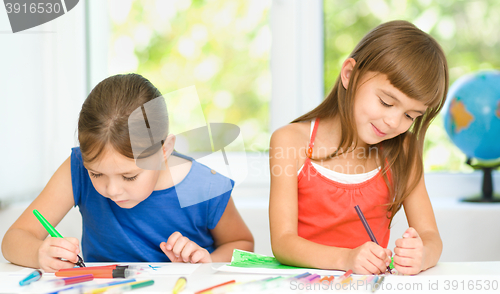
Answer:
[{"left": 229, "top": 250, "right": 304, "bottom": 270}]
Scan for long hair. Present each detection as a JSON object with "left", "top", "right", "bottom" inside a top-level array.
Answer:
[
  {"left": 293, "top": 20, "right": 449, "bottom": 224},
  {"left": 78, "top": 73, "right": 166, "bottom": 163}
]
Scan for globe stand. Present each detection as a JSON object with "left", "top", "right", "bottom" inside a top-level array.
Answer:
[{"left": 461, "top": 158, "right": 500, "bottom": 203}]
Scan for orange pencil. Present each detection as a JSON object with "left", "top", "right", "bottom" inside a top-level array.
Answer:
[
  {"left": 56, "top": 268, "right": 137, "bottom": 278},
  {"left": 194, "top": 280, "right": 236, "bottom": 294},
  {"left": 318, "top": 275, "right": 334, "bottom": 285}
]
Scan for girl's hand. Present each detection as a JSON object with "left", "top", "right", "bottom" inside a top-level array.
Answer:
[
  {"left": 160, "top": 232, "right": 212, "bottom": 263},
  {"left": 393, "top": 227, "right": 424, "bottom": 275},
  {"left": 346, "top": 242, "right": 392, "bottom": 274},
  {"left": 37, "top": 237, "right": 81, "bottom": 273}
]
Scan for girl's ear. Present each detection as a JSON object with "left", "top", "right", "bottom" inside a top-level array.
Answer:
[
  {"left": 340, "top": 58, "right": 356, "bottom": 89},
  {"left": 162, "top": 134, "right": 176, "bottom": 161}
]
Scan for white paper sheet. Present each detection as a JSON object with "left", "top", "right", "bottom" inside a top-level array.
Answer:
[
  {"left": 142, "top": 263, "right": 200, "bottom": 275},
  {"left": 213, "top": 264, "right": 347, "bottom": 276}
]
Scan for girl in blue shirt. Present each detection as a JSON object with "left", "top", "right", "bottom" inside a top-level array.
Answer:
[{"left": 2, "top": 74, "right": 254, "bottom": 272}]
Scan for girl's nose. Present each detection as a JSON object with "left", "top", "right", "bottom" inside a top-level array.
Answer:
[
  {"left": 384, "top": 112, "right": 402, "bottom": 129},
  {"left": 106, "top": 179, "right": 123, "bottom": 198}
]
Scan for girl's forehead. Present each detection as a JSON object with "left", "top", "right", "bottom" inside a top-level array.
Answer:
[
  {"left": 361, "top": 72, "right": 428, "bottom": 111},
  {"left": 84, "top": 146, "right": 140, "bottom": 174}
]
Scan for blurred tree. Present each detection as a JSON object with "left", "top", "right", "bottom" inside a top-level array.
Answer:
[
  {"left": 109, "top": 0, "right": 271, "bottom": 152},
  {"left": 324, "top": 0, "right": 500, "bottom": 172}
]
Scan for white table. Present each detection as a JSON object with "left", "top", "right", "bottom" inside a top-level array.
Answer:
[{"left": 1, "top": 262, "right": 500, "bottom": 293}]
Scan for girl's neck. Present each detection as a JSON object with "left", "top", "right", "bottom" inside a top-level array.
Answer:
[
  {"left": 319, "top": 116, "right": 370, "bottom": 151},
  {"left": 313, "top": 116, "right": 378, "bottom": 169},
  {"left": 154, "top": 154, "right": 192, "bottom": 190}
]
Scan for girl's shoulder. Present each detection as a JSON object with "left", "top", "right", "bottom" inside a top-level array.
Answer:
[
  {"left": 270, "top": 121, "right": 312, "bottom": 160},
  {"left": 271, "top": 121, "right": 311, "bottom": 146}
]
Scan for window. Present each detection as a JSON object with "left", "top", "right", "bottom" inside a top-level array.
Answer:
[
  {"left": 323, "top": 0, "right": 500, "bottom": 172},
  {"left": 106, "top": 0, "right": 271, "bottom": 151}
]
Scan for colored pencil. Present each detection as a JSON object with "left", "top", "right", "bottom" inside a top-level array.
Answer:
[
  {"left": 194, "top": 280, "right": 236, "bottom": 294},
  {"left": 354, "top": 205, "right": 393, "bottom": 274}
]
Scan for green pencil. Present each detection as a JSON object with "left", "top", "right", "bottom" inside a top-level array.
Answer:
[{"left": 33, "top": 209, "right": 86, "bottom": 267}]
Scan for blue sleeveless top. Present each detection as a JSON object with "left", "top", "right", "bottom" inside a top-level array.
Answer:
[{"left": 70, "top": 147, "right": 233, "bottom": 262}]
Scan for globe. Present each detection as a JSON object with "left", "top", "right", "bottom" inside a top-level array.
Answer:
[
  {"left": 443, "top": 70, "right": 500, "bottom": 161},
  {"left": 443, "top": 70, "right": 500, "bottom": 202}
]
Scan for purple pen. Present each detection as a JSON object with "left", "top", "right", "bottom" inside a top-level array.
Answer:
[{"left": 354, "top": 205, "right": 393, "bottom": 274}]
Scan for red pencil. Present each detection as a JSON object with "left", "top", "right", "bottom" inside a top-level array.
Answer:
[
  {"left": 194, "top": 280, "right": 236, "bottom": 294},
  {"left": 340, "top": 269, "right": 353, "bottom": 280}
]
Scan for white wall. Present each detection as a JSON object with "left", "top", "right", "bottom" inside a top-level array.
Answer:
[{"left": 0, "top": 1, "right": 87, "bottom": 206}]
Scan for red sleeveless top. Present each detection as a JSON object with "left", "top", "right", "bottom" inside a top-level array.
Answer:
[{"left": 297, "top": 118, "right": 391, "bottom": 248}]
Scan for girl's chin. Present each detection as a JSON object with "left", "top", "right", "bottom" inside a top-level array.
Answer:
[{"left": 115, "top": 200, "right": 137, "bottom": 208}]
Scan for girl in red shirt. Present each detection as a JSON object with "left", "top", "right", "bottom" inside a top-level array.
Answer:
[{"left": 269, "top": 20, "right": 448, "bottom": 275}]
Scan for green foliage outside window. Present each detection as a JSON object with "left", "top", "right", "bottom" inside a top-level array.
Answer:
[
  {"left": 109, "top": 0, "right": 271, "bottom": 152},
  {"left": 324, "top": 0, "right": 500, "bottom": 172},
  {"left": 109, "top": 0, "right": 500, "bottom": 170}
]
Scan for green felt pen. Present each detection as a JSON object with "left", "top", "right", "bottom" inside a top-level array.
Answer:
[
  {"left": 33, "top": 209, "right": 86, "bottom": 267},
  {"left": 103, "top": 279, "right": 155, "bottom": 293}
]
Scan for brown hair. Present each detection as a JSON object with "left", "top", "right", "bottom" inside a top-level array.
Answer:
[
  {"left": 78, "top": 73, "right": 167, "bottom": 163},
  {"left": 293, "top": 20, "right": 449, "bottom": 224}
]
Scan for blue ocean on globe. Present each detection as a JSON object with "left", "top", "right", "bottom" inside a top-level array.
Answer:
[{"left": 443, "top": 70, "right": 500, "bottom": 160}]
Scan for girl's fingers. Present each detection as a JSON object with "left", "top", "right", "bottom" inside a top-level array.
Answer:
[
  {"left": 47, "top": 237, "right": 80, "bottom": 256},
  {"left": 49, "top": 259, "right": 76, "bottom": 271},
  {"left": 393, "top": 254, "right": 415, "bottom": 268},
  {"left": 197, "top": 248, "right": 212, "bottom": 263},
  {"left": 395, "top": 237, "right": 419, "bottom": 249},
  {"left": 159, "top": 242, "right": 176, "bottom": 261},
  {"left": 403, "top": 227, "right": 419, "bottom": 238},
  {"left": 367, "top": 242, "right": 389, "bottom": 259},
  {"left": 363, "top": 258, "right": 383, "bottom": 275},
  {"left": 171, "top": 236, "right": 189, "bottom": 258},
  {"left": 372, "top": 257, "right": 388, "bottom": 274},
  {"left": 368, "top": 244, "right": 390, "bottom": 272},
  {"left": 180, "top": 241, "right": 197, "bottom": 262},
  {"left": 190, "top": 250, "right": 207, "bottom": 263},
  {"left": 64, "top": 237, "right": 81, "bottom": 254},
  {"left": 160, "top": 242, "right": 185, "bottom": 263},
  {"left": 160, "top": 234, "right": 207, "bottom": 264},
  {"left": 394, "top": 261, "right": 418, "bottom": 275},
  {"left": 39, "top": 253, "right": 78, "bottom": 272},
  {"left": 394, "top": 247, "right": 413, "bottom": 258},
  {"left": 165, "top": 232, "right": 183, "bottom": 251},
  {"left": 50, "top": 245, "right": 79, "bottom": 263}
]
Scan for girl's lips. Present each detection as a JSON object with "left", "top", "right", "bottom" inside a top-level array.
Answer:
[{"left": 371, "top": 123, "right": 386, "bottom": 137}]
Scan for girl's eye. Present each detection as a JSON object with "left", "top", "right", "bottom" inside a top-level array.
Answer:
[
  {"left": 405, "top": 113, "right": 415, "bottom": 121},
  {"left": 379, "top": 98, "right": 392, "bottom": 107},
  {"left": 90, "top": 172, "right": 102, "bottom": 179},
  {"left": 123, "top": 175, "right": 138, "bottom": 182}
]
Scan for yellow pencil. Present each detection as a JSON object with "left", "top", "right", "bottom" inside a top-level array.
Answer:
[{"left": 172, "top": 277, "right": 187, "bottom": 294}]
